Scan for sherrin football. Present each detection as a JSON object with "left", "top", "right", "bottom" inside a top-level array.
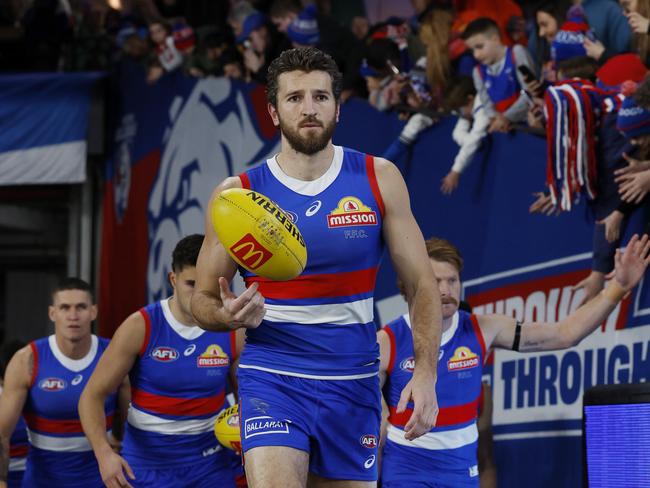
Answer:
[
  {"left": 214, "top": 404, "right": 241, "bottom": 451},
  {"left": 211, "top": 188, "right": 307, "bottom": 281}
]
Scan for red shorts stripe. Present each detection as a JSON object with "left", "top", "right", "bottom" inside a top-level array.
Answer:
[
  {"left": 245, "top": 267, "right": 378, "bottom": 300},
  {"left": 388, "top": 399, "right": 478, "bottom": 428},
  {"left": 24, "top": 413, "right": 113, "bottom": 434},
  {"left": 132, "top": 388, "right": 225, "bottom": 417}
]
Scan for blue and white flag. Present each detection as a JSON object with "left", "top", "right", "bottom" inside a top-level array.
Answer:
[{"left": 0, "top": 72, "right": 102, "bottom": 185}]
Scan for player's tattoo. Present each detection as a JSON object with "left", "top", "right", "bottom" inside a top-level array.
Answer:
[{"left": 0, "top": 437, "right": 8, "bottom": 482}]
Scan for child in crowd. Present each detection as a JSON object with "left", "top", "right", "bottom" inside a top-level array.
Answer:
[
  {"left": 462, "top": 17, "right": 535, "bottom": 133},
  {"left": 440, "top": 76, "right": 490, "bottom": 194}
]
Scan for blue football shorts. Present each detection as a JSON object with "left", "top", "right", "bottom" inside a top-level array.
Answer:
[
  {"left": 238, "top": 368, "right": 381, "bottom": 481},
  {"left": 128, "top": 457, "right": 236, "bottom": 488}
]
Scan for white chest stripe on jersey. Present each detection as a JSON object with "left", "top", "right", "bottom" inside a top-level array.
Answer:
[
  {"left": 263, "top": 298, "right": 374, "bottom": 326},
  {"left": 386, "top": 423, "right": 478, "bottom": 450},
  {"left": 127, "top": 406, "right": 219, "bottom": 435},
  {"left": 28, "top": 430, "right": 93, "bottom": 452}
]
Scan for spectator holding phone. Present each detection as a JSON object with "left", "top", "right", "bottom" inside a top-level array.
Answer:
[{"left": 462, "top": 17, "right": 535, "bottom": 133}]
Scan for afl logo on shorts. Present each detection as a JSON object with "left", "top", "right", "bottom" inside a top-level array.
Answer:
[
  {"left": 360, "top": 434, "right": 378, "bottom": 449},
  {"left": 151, "top": 346, "right": 179, "bottom": 362},
  {"left": 39, "top": 377, "right": 67, "bottom": 392},
  {"left": 400, "top": 357, "right": 415, "bottom": 372}
]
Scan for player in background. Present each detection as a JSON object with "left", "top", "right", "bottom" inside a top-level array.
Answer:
[
  {"left": 80, "top": 234, "right": 244, "bottom": 488},
  {"left": 191, "top": 47, "right": 441, "bottom": 487},
  {"left": 378, "top": 235, "right": 650, "bottom": 487},
  {"left": 0, "top": 278, "right": 125, "bottom": 488}
]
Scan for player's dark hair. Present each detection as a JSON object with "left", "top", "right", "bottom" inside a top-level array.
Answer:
[
  {"left": 396, "top": 237, "right": 464, "bottom": 298},
  {"left": 266, "top": 47, "right": 342, "bottom": 107},
  {"left": 172, "top": 234, "right": 204, "bottom": 272},
  {"left": 461, "top": 17, "right": 501, "bottom": 40},
  {"left": 51, "top": 277, "right": 94, "bottom": 303}
]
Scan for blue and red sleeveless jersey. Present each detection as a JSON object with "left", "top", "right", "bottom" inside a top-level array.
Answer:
[
  {"left": 237, "top": 145, "right": 385, "bottom": 379},
  {"left": 9, "top": 415, "right": 28, "bottom": 474},
  {"left": 478, "top": 46, "right": 521, "bottom": 113},
  {"left": 23, "top": 335, "right": 115, "bottom": 485},
  {"left": 383, "top": 311, "right": 486, "bottom": 456},
  {"left": 122, "top": 298, "right": 236, "bottom": 469}
]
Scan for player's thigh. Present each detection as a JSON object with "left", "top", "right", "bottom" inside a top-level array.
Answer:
[
  {"left": 307, "top": 473, "right": 376, "bottom": 488},
  {"left": 244, "top": 445, "right": 309, "bottom": 488}
]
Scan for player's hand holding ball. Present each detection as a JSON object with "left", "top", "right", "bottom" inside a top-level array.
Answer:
[{"left": 218, "top": 277, "right": 265, "bottom": 330}]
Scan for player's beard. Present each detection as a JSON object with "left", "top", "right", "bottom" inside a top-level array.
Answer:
[{"left": 278, "top": 114, "right": 336, "bottom": 155}]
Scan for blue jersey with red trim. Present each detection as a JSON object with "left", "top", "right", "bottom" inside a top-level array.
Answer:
[
  {"left": 122, "top": 298, "right": 236, "bottom": 469},
  {"left": 382, "top": 311, "right": 486, "bottom": 483},
  {"left": 9, "top": 415, "right": 28, "bottom": 476},
  {"left": 478, "top": 47, "right": 521, "bottom": 113},
  {"left": 23, "top": 335, "right": 115, "bottom": 486},
  {"left": 238, "top": 145, "right": 385, "bottom": 379}
]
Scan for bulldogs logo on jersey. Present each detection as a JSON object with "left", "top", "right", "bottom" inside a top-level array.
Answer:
[
  {"left": 327, "top": 196, "right": 377, "bottom": 228},
  {"left": 197, "top": 344, "right": 230, "bottom": 368},
  {"left": 151, "top": 346, "right": 179, "bottom": 362},
  {"left": 447, "top": 346, "right": 479, "bottom": 372},
  {"left": 38, "top": 377, "right": 67, "bottom": 392}
]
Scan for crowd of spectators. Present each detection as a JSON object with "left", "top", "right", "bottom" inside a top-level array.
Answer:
[{"left": 2, "top": 0, "right": 650, "bottom": 308}]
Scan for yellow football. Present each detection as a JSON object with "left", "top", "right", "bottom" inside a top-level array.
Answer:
[
  {"left": 211, "top": 188, "right": 307, "bottom": 281},
  {"left": 214, "top": 404, "right": 241, "bottom": 451}
]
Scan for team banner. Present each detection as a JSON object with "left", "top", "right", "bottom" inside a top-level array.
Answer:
[
  {"left": 101, "top": 63, "right": 650, "bottom": 487},
  {"left": 0, "top": 73, "right": 101, "bottom": 185}
]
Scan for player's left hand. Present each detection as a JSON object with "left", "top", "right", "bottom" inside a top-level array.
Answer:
[{"left": 396, "top": 369, "right": 438, "bottom": 440}]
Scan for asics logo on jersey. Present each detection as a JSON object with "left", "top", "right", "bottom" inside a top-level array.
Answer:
[
  {"left": 364, "top": 455, "right": 376, "bottom": 469},
  {"left": 151, "top": 346, "right": 179, "bottom": 362},
  {"left": 71, "top": 374, "right": 83, "bottom": 386},
  {"left": 360, "top": 434, "right": 378, "bottom": 449},
  {"left": 39, "top": 378, "right": 67, "bottom": 391},
  {"left": 305, "top": 200, "right": 322, "bottom": 216},
  {"left": 184, "top": 344, "right": 196, "bottom": 356},
  {"left": 400, "top": 357, "right": 415, "bottom": 373}
]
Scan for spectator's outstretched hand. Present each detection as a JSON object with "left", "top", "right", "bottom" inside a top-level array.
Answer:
[
  {"left": 626, "top": 12, "right": 650, "bottom": 34},
  {"left": 618, "top": 168, "right": 650, "bottom": 203},
  {"left": 615, "top": 153, "right": 650, "bottom": 181},
  {"left": 614, "top": 234, "right": 650, "bottom": 292},
  {"left": 596, "top": 210, "right": 624, "bottom": 243},
  {"left": 440, "top": 171, "right": 460, "bottom": 195},
  {"left": 583, "top": 38, "right": 605, "bottom": 60},
  {"left": 529, "top": 192, "right": 555, "bottom": 215},
  {"left": 488, "top": 114, "right": 511, "bottom": 133}
]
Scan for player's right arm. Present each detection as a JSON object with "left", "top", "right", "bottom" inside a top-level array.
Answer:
[
  {"left": 191, "top": 177, "right": 266, "bottom": 332},
  {"left": 79, "top": 313, "right": 144, "bottom": 488},
  {"left": 0, "top": 346, "right": 32, "bottom": 488},
  {"left": 479, "top": 234, "right": 650, "bottom": 352}
]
